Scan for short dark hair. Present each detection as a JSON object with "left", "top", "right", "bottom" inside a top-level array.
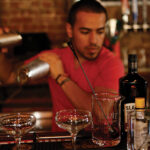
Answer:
[{"left": 67, "top": 0, "right": 108, "bottom": 26}]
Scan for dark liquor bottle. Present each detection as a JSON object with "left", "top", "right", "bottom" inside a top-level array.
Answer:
[{"left": 119, "top": 54, "right": 148, "bottom": 137}]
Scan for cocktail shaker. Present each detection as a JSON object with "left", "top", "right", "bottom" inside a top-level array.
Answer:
[
  {"left": 17, "top": 59, "right": 50, "bottom": 85},
  {"left": 0, "top": 33, "right": 22, "bottom": 47}
]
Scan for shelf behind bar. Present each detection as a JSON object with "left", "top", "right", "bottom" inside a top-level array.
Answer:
[{"left": 101, "top": 1, "right": 150, "bottom": 7}]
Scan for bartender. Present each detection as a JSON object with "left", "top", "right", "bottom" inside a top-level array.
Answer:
[{"left": 0, "top": 0, "right": 124, "bottom": 132}]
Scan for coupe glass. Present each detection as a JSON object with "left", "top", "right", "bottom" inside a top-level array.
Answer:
[
  {"left": 0, "top": 112, "right": 36, "bottom": 150},
  {"left": 55, "top": 109, "right": 92, "bottom": 150}
]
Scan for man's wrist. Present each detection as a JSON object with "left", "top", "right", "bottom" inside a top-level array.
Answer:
[{"left": 55, "top": 74, "right": 70, "bottom": 86}]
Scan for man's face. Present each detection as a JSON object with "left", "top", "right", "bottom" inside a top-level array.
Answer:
[{"left": 67, "top": 11, "right": 106, "bottom": 61}]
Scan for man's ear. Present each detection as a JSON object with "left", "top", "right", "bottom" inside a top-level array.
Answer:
[{"left": 66, "top": 23, "right": 73, "bottom": 38}]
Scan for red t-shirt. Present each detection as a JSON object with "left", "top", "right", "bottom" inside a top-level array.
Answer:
[{"left": 25, "top": 46, "right": 124, "bottom": 132}]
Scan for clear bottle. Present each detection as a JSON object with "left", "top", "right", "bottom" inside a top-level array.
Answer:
[
  {"left": 134, "top": 97, "right": 148, "bottom": 150},
  {"left": 127, "top": 98, "right": 148, "bottom": 150},
  {"left": 119, "top": 54, "right": 148, "bottom": 139},
  {"left": 142, "top": 110, "right": 150, "bottom": 150}
]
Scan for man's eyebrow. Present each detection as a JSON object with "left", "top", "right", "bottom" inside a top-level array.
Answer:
[
  {"left": 97, "top": 27, "right": 105, "bottom": 30},
  {"left": 79, "top": 27, "right": 91, "bottom": 30},
  {"left": 79, "top": 27, "right": 105, "bottom": 30}
]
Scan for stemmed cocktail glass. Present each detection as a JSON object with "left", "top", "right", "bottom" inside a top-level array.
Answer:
[
  {"left": 0, "top": 112, "right": 36, "bottom": 150},
  {"left": 55, "top": 109, "right": 92, "bottom": 150}
]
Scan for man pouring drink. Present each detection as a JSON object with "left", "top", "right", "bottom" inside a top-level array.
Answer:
[{"left": 0, "top": 0, "right": 124, "bottom": 145}]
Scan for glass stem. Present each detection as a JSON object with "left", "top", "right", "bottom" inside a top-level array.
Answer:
[
  {"left": 15, "top": 137, "right": 21, "bottom": 150},
  {"left": 71, "top": 133, "right": 77, "bottom": 150}
]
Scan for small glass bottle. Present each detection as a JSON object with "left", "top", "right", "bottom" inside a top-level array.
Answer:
[
  {"left": 134, "top": 97, "right": 148, "bottom": 150},
  {"left": 142, "top": 110, "right": 150, "bottom": 150}
]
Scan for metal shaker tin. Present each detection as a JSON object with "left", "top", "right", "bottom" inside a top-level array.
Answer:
[
  {"left": 17, "top": 59, "right": 50, "bottom": 85},
  {"left": 0, "top": 33, "right": 22, "bottom": 47}
]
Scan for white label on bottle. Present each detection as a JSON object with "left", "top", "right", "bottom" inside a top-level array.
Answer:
[
  {"left": 124, "top": 103, "right": 135, "bottom": 131},
  {"left": 134, "top": 118, "right": 148, "bottom": 150}
]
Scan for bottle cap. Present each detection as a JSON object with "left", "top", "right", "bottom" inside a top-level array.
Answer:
[{"left": 135, "top": 97, "right": 145, "bottom": 109}]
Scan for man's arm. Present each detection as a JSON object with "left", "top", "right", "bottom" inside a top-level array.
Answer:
[
  {"left": 39, "top": 52, "right": 115, "bottom": 112},
  {"left": 57, "top": 74, "right": 92, "bottom": 111}
]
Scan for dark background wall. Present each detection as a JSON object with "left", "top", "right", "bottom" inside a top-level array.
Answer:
[{"left": 0, "top": 0, "right": 150, "bottom": 67}]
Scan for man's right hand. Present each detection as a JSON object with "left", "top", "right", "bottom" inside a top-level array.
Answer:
[{"left": 39, "top": 52, "right": 66, "bottom": 80}]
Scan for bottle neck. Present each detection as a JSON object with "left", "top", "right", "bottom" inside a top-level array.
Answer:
[{"left": 128, "top": 61, "right": 138, "bottom": 74}]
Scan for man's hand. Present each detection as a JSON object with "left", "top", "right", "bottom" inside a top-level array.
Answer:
[{"left": 39, "top": 52, "right": 65, "bottom": 80}]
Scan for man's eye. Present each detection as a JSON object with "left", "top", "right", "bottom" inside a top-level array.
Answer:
[
  {"left": 80, "top": 31, "right": 89, "bottom": 34},
  {"left": 97, "top": 30, "right": 104, "bottom": 34}
]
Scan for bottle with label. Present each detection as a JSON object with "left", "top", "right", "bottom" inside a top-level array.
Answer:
[
  {"left": 119, "top": 54, "right": 148, "bottom": 138},
  {"left": 142, "top": 109, "right": 150, "bottom": 150},
  {"left": 134, "top": 97, "right": 148, "bottom": 150}
]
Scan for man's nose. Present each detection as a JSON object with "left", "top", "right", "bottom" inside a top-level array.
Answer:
[{"left": 89, "top": 32, "right": 97, "bottom": 44}]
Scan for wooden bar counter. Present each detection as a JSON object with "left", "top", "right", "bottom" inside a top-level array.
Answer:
[{"left": 0, "top": 130, "right": 127, "bottom": 150}]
